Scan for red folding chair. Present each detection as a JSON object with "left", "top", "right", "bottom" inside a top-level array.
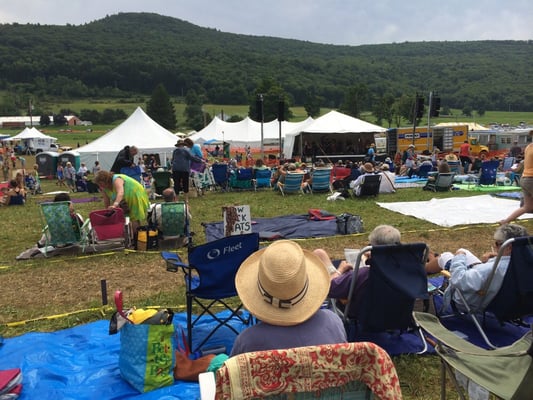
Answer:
[{"left": 88, "top": 208, "right": 130, "bottom": 249}]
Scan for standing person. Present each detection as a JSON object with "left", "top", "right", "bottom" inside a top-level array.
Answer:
[
  {"left": 2, "top": 158, "right": 10, "bottom": 181},
  {"left": 64, "top": 161, "right": 77, "bottom": 192},
  {"left": 93, "top": 170, "right": 150, "bottom": 235},
  {"left": 56, "top": 163, "right": 65, "bottom": 186},
  {"left": 92, "top": 160, "right": 101, "bottom": 175},
  {"left": 230, "top": 240, "right": 346, "bottom": 356},
  {"left": 459, "top": 140, "right": 472, "bottom": 173},
  {"left": 366, "top": 143, "right": 376, "bottom": 163},
  {"left": 500, "top": 131, "right": 533, "bottom": 224},
  {"left": 171, "top": 140, "right": 204, "bottom": 203},
  {"left": 110, "top": 145, "right": 138, "bottom": 173},
  {"left": 184, "top": 138, "right": 205, "bottom": 172}
]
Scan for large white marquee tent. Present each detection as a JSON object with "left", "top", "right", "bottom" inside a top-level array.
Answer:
[
  {"left": 77, "top": 107, "right": 178, "bottom": 170},
  {"left": 283, "top": 110, "right": 387, "bottom": 157}
]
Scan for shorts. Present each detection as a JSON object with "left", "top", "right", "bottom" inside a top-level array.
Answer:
[{"left": 521, "top": 176, "right": 533, "bottom": 197}]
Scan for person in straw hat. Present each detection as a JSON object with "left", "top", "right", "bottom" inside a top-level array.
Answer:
[
  {"left": 349, "top": 162, "right": 375, "bottom": 196},
  {"left": 230, "top": 240, "right": 346, "bottom": 356}
]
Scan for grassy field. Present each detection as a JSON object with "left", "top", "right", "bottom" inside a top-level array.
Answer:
[{"left": 1, "top": 163, "right": 529, "bottom": 398}]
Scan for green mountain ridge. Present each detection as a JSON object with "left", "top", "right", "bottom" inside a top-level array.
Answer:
[{"left": 0, "top": 12, "right": 531, "bottom": 111}]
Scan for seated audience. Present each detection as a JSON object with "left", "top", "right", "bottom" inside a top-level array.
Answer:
[
  {"left": 0, "top": 179, "right": 25, "bottom": 205},
  {"left": 441, "top": 224, "right": 528, "bottom": 312},
  {"left": 230, "top": 240, "right": 347, "bottom": 356},
  {"left": 313, "top": 225, "right": 401, "bottom": 318},
  {"left": 349, "top": 162, "right": 375, "bottom": 196},
  {"left": 378, "top": 164, "right": 396, "bottom": 193}
]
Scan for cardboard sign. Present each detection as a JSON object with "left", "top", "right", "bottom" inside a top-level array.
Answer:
[{"left": 223, "top": 205, "right": 252, "bottom": 236}]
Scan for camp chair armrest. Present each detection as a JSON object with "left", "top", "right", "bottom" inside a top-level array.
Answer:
[{"left": 161, "top": 251, "right": 189, "bottom": 272}]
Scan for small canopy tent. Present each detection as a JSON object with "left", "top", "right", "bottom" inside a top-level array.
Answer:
[
  {"left": 283, "top": 110, "right": 387, "bottom": 158},
  {"left": 2, "top": 127, "right": 57, "bottom": 153},
  {"left": 77, "top": 107, "right": 178, "bottom": 170}
]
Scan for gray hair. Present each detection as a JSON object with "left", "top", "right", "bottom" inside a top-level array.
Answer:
[
  {"left": 494, "top": 224, "right": 528, "bottom": 242},
  {"left": 368, "top": 225, "right": 401, "bottom": 245}
]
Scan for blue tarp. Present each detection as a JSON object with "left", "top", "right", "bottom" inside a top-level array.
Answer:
[{"left": 203, "top": 214, "right": 339, "bottom": 242}]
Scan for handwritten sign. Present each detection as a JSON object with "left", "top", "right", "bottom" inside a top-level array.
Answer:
[{"left": 223, "top": 205, "right": 252, "bottom": 236}]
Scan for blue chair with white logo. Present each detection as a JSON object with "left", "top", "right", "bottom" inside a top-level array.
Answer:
[{"left": 161, "top": 233, "right": 260, "bottom": 352}]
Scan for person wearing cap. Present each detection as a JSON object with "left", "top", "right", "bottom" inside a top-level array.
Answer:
[
  {"left": 349, "top": 162, "right": 375, "bottom": 196},
  {"left": 230, "top": 240, "right": 347, "bottom": 356},
  {"left": 402, "top": 144, "right": 415, "bottom": 164},
  {"left": 440, "top": 224, "right": 528, "bottom": 313},
  {"left": 171, "top": 139, "right": 204, "bottom": 203}
]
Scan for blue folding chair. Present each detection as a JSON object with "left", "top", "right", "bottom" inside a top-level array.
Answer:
[
  {"left": 252, "top": 169, "right": 272, "bottom": 190},
  {"left": 333, "top": 242, "right": 430, "bottom": 354},
  {"left": 277, "top": 172, "right": 305, "bottom": 196},
  {"left": 229, "top": 168, "right": 253, "bottom": 190},
  {"left": 211, "top": 163, "right": 230, "bottom": 191},
  {"left": 161, "top": 233, "right": 260, "bottom": 352},
  {"left": 415, "top": 163, "right": 433, "bottom": 178},
  {"left": 476, "top": 160, "right": 500, "bottom": 186},
  {"left": 309, "top": 168, "right": 333, "bottom": 194}
]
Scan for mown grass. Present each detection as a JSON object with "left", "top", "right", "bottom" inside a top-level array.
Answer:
[{"left": 1, "top": 172, "right": 527, "bottom": 399}]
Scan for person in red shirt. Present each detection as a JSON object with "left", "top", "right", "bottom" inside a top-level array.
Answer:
[{"left": 459, "top": 140, "right": 472, "bottom": 173}]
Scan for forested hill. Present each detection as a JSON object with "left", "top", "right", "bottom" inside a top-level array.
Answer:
[{"left": 0, "top": 12, "right": 531, "bottom": 111}]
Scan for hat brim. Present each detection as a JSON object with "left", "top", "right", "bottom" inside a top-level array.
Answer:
[{"left": 235, "top": 248, "right": 330, "bottom": 327}]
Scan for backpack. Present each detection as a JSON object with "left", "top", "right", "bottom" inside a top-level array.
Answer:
[{"left": 336, "top": 213, "right": 364, "bottom": 235}]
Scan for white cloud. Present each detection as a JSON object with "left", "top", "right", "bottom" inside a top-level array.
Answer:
[{"left": 0, "top": 0, "right": 530, "bottom": 45}]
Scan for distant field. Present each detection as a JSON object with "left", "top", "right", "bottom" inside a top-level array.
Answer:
[{"left": 1, "top": 98, "right": 532, "bottom": 147}]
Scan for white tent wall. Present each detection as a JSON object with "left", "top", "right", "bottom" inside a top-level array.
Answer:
[{"left": 76, "top": 107, "right": 177, "bottom": 171}]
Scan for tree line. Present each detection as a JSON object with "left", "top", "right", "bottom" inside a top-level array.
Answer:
[{"left": 0, "top": 12, "right": 531, "bottom": 126}]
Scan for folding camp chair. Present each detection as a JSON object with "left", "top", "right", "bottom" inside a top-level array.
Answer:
[
  {"left": 423, "top": 172, "right": 455, "bottom": 192},
  {"left": 309, "top": 167, "right": 333, "bottom": 194},
  {"left": 438, "top": 236, "right": 533, "bottom": 349},
  {"left": 229, "top": 167, "right": 253, "bottom": 190},
  {"left": 161, "top": 233, "right": 260, "bottom": 352},
  {"left": 332, "top": 242, "right": 430, "bottom": 354},
  {"left": 39, "top": 201, "right": 90, "bottom": 256},
  {"left": 447, "top": 160, "right": 462, "bottom": 174},
  {"left": 277, "top": 172, "right": 305, "bottom": 196},
  {"left": 414, "top": 312, "right": 533, "bottom": 400},
  {"left": 155, "top": 201, "right": 190, "bottom": 249},
  {"left": 355, "top": 174, "right": 382, "bottom": 197},
  {"left": 88, "top": 207, "right": 130, "bottom": 250},
  {"left": 152, "top": 170, "right": 172, "bottom": 195},
  {"left": 468, "top": 160, "right": 500, "bottom": 187},
  {"left": 211, "top": 163, "right": 229, "bottom": 191},
  {"left": 414, "top": 163, "right": 433, "bottom": 178},
  {"left": 200, "top": 342, "right": 403, "bottom": 400},
  {"left": 252, "top": 168, "right": 272, "bottom": 190}
]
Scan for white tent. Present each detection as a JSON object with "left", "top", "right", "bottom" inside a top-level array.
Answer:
[
  {"left": 77, "top": 107, "right": 178, "bottom": 170},
  {"left": 4, "top": 127, "right": 57, "bottom": 141},
  {"left": 283, "top": 110, "right": 387, "bottom": 157},
  {"left": 189, "top": 116, "right": 314, "bottom": 153}
]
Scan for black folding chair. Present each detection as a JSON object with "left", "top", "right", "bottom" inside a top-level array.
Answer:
[{"left": 333, "top": 242, "right": 430, "bottom": 354}]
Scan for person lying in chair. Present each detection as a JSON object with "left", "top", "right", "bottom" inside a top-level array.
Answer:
[
  {"left": 441, "top": 224, "right": 528, "bottom": 313},
  {"left": 313, "top": 225, "right": 401, "bottom": 317},
  {"left": 230, "top": 240, "right": 346, "bottom": 356}
]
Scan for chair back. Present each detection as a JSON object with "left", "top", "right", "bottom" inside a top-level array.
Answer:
[
  {"left": 8, "top": 194, "right": 25, "bottom": 205},
  {"left": 431, "top": 172, "right": 455, "bottom": 191},
  {"left": 310, "top": 168, "right": 333, "bottom": 193},
  {"left": 358, "top": 174, "right": 382, "bottom": 196},
  {"left": 253, "top": 169, "right": 272, "bottom": 189},
  {"left": 40, "top": 201, "right": 81, "bottom": 246},
  {"left": 213, "top": 342, "right": 402, "bottom": 400},
  {"left": 478, "top": 160, "right": 500, "bottom": 185},
  {"left": 152, "top": 171, "right": 172, "bottom": 195},
  {"left": 159, "top": 201, "right": 187, "bottom": 238},
  {"left": 416, "top": 163, "right": 433, "bottom": 178},
  {"left": 188, "top": 233, "right": 260, "bottom": 299},
  {"left": 89, "top": 208, "right": 126, "bottom": 241},
  {"left": 502, "top": 156, "right": 515, "bottom": 171},
  {"left": 351, "top": 243, "right": 429, "bottom": 333},
  {"left": 487, "top": 236, "right": 533, "bottom": 321},
  {"left": 279, "top": 173, "right": 305, "bottom": 195},
  {"left": 212, "top": 163, "right": 229, "bottom": 189},
  {"left": 447, "top": 161, "right": 461, "bottom": 174}
]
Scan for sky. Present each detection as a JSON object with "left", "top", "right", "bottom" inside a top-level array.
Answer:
[{"left": 0, "top": 0, "right": 531, "bottom": 46}]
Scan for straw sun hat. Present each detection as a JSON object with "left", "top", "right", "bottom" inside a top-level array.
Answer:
[
  {"left": 363, "top": 162, "right": 374, "bottom": 173},
  {"left": 235, "top": 240, "right": 330, "bottom": 327}
]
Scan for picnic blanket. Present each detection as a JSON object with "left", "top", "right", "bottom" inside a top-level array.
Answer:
[
  {"left": 203, "top": 213, "right": 339, "bottom": 242},
  {"left": 377, "top": 194, "right": 531, "bottom": 227}
]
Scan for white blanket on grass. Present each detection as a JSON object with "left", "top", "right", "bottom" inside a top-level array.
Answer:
[{"left": 377, "top": 194, "right": 531, "bottom": 227}]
